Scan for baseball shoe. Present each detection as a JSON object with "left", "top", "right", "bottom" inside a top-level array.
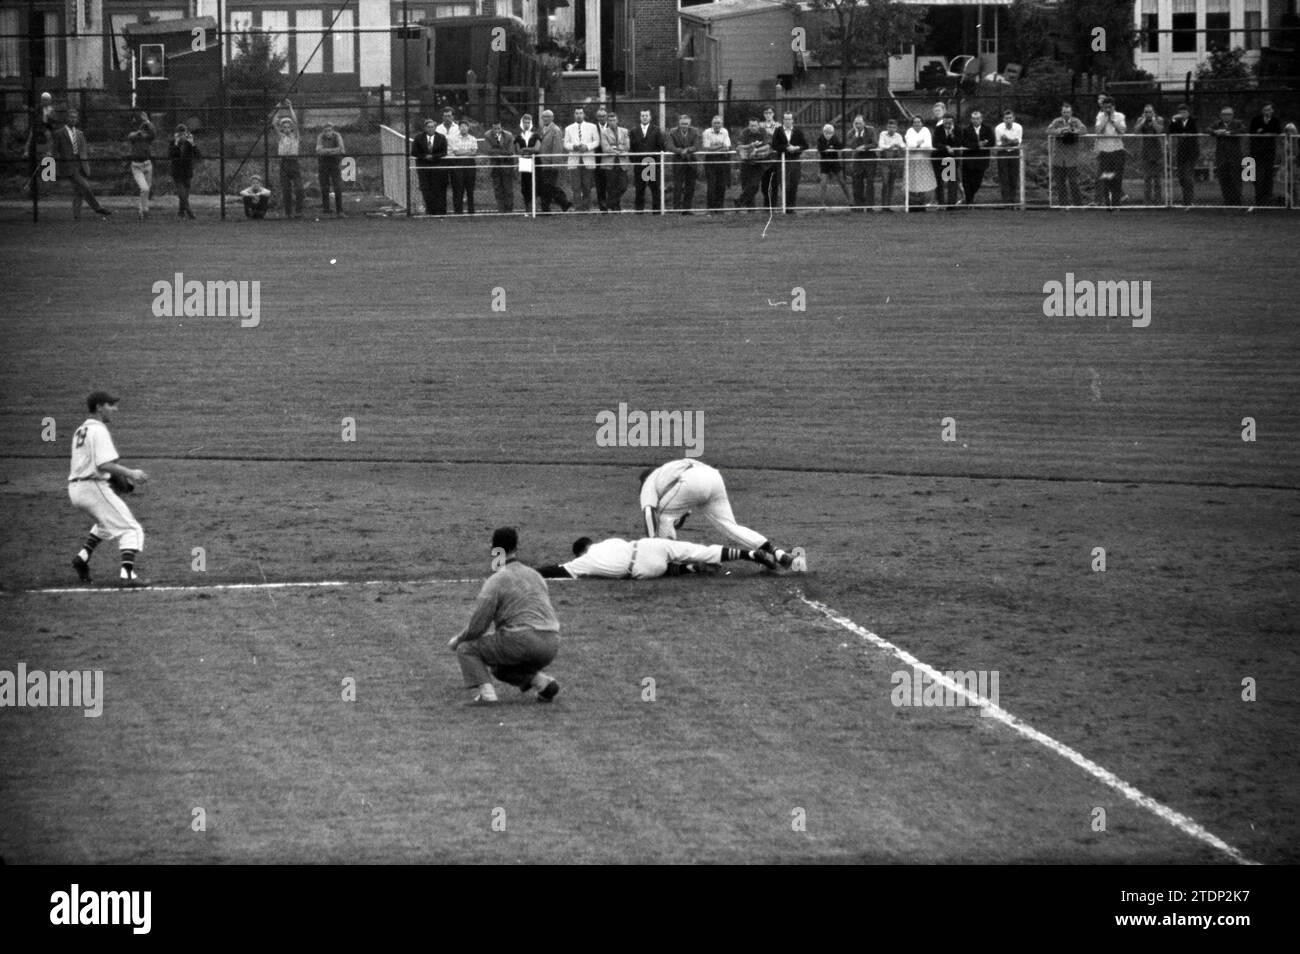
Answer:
[
  {"left": 71, "top": 556, "right": 91, "bottom": 583},
  {"left": 790, "top": 549, "right": 808, "bottom": 573},
  {"left": 753, "top": 548, "right": 780, "bottom": 571},
  {"left": 466, "top": 694, "right": 499, "bottom": 706},
  {"left": 118, "top": 575, "right": 150, "bottom": 589},
  {"left": 537, "top": 679, "right": 561, "bottom": 703}
]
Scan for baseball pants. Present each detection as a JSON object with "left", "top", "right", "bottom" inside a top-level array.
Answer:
[
  {"left": 653, "top": 463, "right": 767, "bottom": 549},
  {"left": 632, "top": 539, "right": 723, "bottom": 578},
  {"left": 456, "top": 626, "right": 558, "bottom": 688},
  {"left": 69, "top": 480, "right": 144, "bottom": 551}
]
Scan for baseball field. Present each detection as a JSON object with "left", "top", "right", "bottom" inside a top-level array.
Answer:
[{"left": 0, "top": 205, "right": 1297, "bottom": 868}]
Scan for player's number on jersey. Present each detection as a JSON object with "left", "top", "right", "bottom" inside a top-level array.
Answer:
[{"left": 74, "top": 426, "right": 87, "bottom": 449}]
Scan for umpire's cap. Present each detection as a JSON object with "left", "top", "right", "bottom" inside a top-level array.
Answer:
[
  {"left": 86, "top": 391, "right": 119, "bottom": 412},
  {"left": 491, "top": 526, "right": 518, "bottom": 552},
  {"left": 571, "top": 536, "right": 593, "bottom": 557}
]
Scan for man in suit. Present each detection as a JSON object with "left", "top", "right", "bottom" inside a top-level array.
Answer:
[
  {"left": 629, "top": 109, "right": 666, "bottom": 212},
  {"left": 52, "top": 110, "right": 111, "bottom": 218},
  {"left": 1167, "top": 103, "right": 1200, "bottom": 206},
  {"left": 844, "top": 114, "right": 877, "bottom": 210},
  {"left": 927, "top": 100, "right": 947, "bottom": 204},
  {"left": 1209, "top": 105, "right": 1247, "bottom": 206},
  {"left": 536, "top": 109, "right": 571, "bottom": 213},
  {"left": 666, "top": 114, "right": 702, "bottom": 213},
  {"left": 563, "top": 106, "right": 600, "bottom": 211},
  {"left": 930, "top": 113, "right": 962, "bottom": 208},
  {"left": 1248, "top": 102, "right": 1282, "bottom": 207},
  {"left": 959, "top": 109, "right": 996, "bottom": 206},
  {"left": 515, "top": 114, "right": 541, "bottom": 212},
  {"left": 598, "top": 111, "right": 630, "bottom": 211},
  {"left": 410, "top": 118, "right": 448, "bottom": 215},
  {"left": 770, "top": 112, "right": 808, "bottom": 212},
  {"left": 482, "top": 118, "right": 516, "bottom": 214}
]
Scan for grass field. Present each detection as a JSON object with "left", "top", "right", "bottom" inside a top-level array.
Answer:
[{"left": 1, "top": 209, "right": 1297, "bottom": 865}]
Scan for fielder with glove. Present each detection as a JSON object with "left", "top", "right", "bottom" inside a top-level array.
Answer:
[{"left": 67, "top": 391, "right": 150, "bottom": 587}]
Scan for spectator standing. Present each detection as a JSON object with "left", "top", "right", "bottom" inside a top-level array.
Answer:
[
  {"left": 993, "top": 108, "right": 1023, "bottom": 206},
  {"left": 667, "top": 113, "right": 702, "bottom": 213},
  {"left": 1210, "top": 106, "right": 1247, "bottom": 206},
  {"left": 1047, "top": 103, "right": 1087, "bottom": 206},
  {"left": 877, "top": 118, "right": 906, "bottom": 209},
  {"left": 316, "top": 122, "right": 346, "bottom": 216},
  {"left": 598, "top": 111, "right": 630, "bottom": 211},
  {"left": 447, "top": 117, "right": 479, "bottom": 214},
  {"left": 1248, "top": 102, "right": 1282, "bottom": 207},
  {"left": 1167, "top": 103, "right": 1200, "bottom": 205},
  {"left": 701, "top": 115, "right": 732, "bottom": 212},
  {"left": 1093, "top": 96, "right": 1127, "bottom": 207},
  {"left": 814, "top": 123, "right": 850, "bottom": 206},
  {"left": 482, "top": 117, "right": 517, "bottom": 214},
  {"left": 273, "top": 101, "right": 304, "bottom": 218},
  {"left": 515, "top": 114, "right": 540, "bottom": 213},
  {"left": 563, "top": 106, "right": 600, "bottom": 211},
  {"left": 126, "top": 110, "right": 156, "bottom": 220},
  {"left": 1133, "top": 104, "right": 1165, "bottom": 204},
  {"left": 844, "top": 115, "right": 877, "bottom": 210},
  {"left": 904, "top": 115, "right": 935, "bottom": 211},
  {"left": 168, "top": 123, "right": 200, "bottom": 219}
]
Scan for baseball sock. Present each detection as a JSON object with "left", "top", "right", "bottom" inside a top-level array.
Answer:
[
  {"left": 120, "top": 550, "right": 137, "bottom": 578},
  {"left": 78, "top": 534, "right": 103, "bottom": 563},
  {"left": 721, "top": 547, "right": 763, "bottom": 563},
  {"left": 760, "top": 540, "right": 794, "bottom": 568}
]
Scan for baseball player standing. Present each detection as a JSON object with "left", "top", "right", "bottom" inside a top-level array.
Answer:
[
  {"left": 68, "top": 391, "right": 150, "bottom": 587},
  {"left": 639, "top": 458, "right": 806, "bottom": 571}
]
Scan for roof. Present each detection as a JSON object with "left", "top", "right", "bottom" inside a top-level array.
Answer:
[
  {"left": 680, "top": 0, "right": 1012, "bottom": 23},
  {"left": 122, "top": 16, "right": 217, "bottom": 37}
]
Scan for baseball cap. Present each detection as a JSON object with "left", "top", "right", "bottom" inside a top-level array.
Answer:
[{"left": 86, "top": 390, "right": 119, "bottom": 412}]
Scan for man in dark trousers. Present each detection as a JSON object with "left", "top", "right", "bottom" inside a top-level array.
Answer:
[
  {"left": 410, "top": 118, "right": 448, "bottom": 215},
  {"left": 168, "top": 123, "right": 200, "bottom": 219},
  {"left": 1210, "top": 106, "right": 1247, "bottom": 206},
  {"left": 958, "top": 109, "right": 995, "bottom": 206},
  {"left": 666, "top": 113, "right": 702, "bottom": 213},
  {"left": 1167, "top": 103, "right": 1200, "bottom": 206},
  {"left": 844, "top": 114, "right": 877, "bottom": 210},
  {"left": 448, "top": 527, "right": 561, "bottom": 705},
  {"left": 52, "top": 109, "right": 111, "bottom": 219},
  {"left": 931, "top": 113, "right": 963, "bottom": 208},
  {"left": 629, "top": 108, "right": 666, "bottom": 212},
  {"left": 1248, "top": 102, "right": 1282, "bottom": 207},
  {"left": 770, "top": 111, "right": 808, "bottom": 211}
]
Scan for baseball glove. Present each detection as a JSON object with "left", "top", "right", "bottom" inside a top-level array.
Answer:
[{"left": 108, "top": 472, "right": 135, "bottom": 495}]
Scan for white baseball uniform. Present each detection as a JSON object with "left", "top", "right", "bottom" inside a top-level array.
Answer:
[
  {"left": 640, "top": 459, "right": 766, "bottom": 549},
  {"left": 68, "top": 418, "right": 144, "bottom": 550},
  {"left": 563, "top": 537, "right": 724, "bottom": 579}
]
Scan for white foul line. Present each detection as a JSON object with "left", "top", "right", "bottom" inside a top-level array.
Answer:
[
  {"left": 798, "top": 593, "right": 1259, "bottom": 866},
  {"left": 23, "top": 577, "right": 509, "bottom": 595}
]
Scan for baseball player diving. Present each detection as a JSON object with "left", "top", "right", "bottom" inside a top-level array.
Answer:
[
  {"left": 67, "top": 391, "right": 150, "bottom": 587},
  {"left": 537, "top": 535, "right": 778, "bottom": 579},
  {"left": 639, "top": 458, "right": 806, "bottom": 571}
]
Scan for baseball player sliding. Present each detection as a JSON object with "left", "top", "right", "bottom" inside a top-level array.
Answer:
[
  {"left": 639, "top": 458, "right": 806, "bottom": 571},
  {"left": 68, "top": 391, "right": 150, "bottom": 587},
  {"left": 537, "top": 535, "right": 778, "bottom": 579}
]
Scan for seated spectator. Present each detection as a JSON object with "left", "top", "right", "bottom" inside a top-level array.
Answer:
[{"left": 239, "top": 174, "right": 272, "bottom": 219}]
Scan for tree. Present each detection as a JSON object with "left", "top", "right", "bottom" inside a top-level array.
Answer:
[{"left": 787, "top": 0, "right": 931, "bottom": 81}]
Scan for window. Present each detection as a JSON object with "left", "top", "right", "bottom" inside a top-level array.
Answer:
[
  {"left": 261, "top": 9, "right": 289, "bottom": 72},
  {"left": 1141, "top": 0, "right": 1158, "bottom": 53},
  {"left": 0, "top": 9, "right": 19, "bottom": 79},
  {"left": 43, "top": 11, "right": 60, "bottom": 78},
  {"left": 1171, "top": 0, "right": 1196, "bottom": 53},
  {"left": 296, "top": 10, "right": 323, "bottom": 73},
  {"left": 434, "top": 4, "right": 474, "bottom": 17},
  {"left": 332, "top": 8, "right": 355, "bottom": 73},
  {"left": 1205, "top": 0, "right": 1230, "bottom": 51},
  {"left": 1244, "top": 0, "right": 1263, "bottom": 51},
  {"left": 228, "top": 10, "right": 252, "bottom": 60}
]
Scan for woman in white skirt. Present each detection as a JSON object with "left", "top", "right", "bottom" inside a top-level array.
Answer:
[{"left": 904, "top": 115, "right": 935, "bottom": 211}]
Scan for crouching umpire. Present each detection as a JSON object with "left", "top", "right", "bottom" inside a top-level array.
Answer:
[{"left": 448, "top": 527, "right": 561, "bottom": 705}]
